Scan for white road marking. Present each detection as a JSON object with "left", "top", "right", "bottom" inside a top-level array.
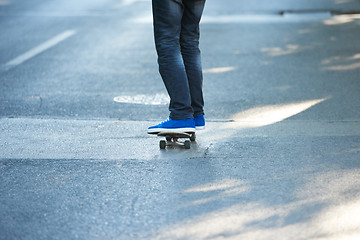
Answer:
[
  {"left": 113, "top": 94, "right": 169, "bottom": 105},
  {"left": 5, "top": 30, "right": 76, "bottom": 67}
]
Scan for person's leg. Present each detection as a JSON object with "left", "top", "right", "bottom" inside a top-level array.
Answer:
[
  {"left": 181, "top": 0, "right": 206, "bottom": 118},
  {"left": 152, "top": 0, "right": 193, "bottom": 120}
]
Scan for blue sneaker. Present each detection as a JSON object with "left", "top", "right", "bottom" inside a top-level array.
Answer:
[
  {"left": 194, "top": 114, "right": 205, "bottom": 130},
  {"left": 147, "top": 118, "right": 195, "bottom": 134}
]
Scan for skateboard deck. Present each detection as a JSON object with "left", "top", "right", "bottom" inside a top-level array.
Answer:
[{"left": 157, "top": 132, "right": 196, "bottom": 149}]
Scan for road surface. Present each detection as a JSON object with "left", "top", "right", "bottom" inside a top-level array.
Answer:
[{"left": 1, "top": 0, "right": 360, "bottom": 239}]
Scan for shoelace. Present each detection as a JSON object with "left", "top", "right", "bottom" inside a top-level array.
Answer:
[{"left": 159, "top": 119, "right": 170, "bottom": 125}]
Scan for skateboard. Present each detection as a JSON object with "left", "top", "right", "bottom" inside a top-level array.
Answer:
[{"left": 157, "top": 132, "right": 196, "bottom": 149}]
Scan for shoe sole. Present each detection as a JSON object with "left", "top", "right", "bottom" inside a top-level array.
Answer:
[
  {"left": 147, "top": 127, "right": 195, "bottom": 134},
  {"left": 195, "top": 126, "right": 205, "bottom": 130}
]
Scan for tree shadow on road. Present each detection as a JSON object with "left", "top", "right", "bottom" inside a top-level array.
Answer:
[{"left": 150, "top": 13, "right": 360, "bottom": 240}]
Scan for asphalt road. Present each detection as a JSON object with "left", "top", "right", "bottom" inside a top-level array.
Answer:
[{"left": 1, "top": 0, "right": 360, "bottom": 239}]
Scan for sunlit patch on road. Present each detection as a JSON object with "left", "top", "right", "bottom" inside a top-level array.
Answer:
[
  {"left": 185, "top": 179, "right": 245, "bottom": 193},
  {"left": 0, "top": 0, "right": 10, "bottom": 6},
  {"left": 261, "top": 44, "right": 301, "bottom": 57},
  {"left": 322, "top": 53, "right": 360, "bottom": 71},
  {"left": 323, "top": 14, "right": 360, "bottom": 25},
  {"left": 335, "top": 0, "right": 352, "bottom": 4},
  {"left": 113, "top": 0, "right": 150, "bottom": 8},
  {"left": 203, "top": 66, "right": 237, "bottom": 74},
  {"left": 183, "top": 179, "right": 251, "bottom": 207},
  {"left": 228, "top": 98, "right": 328, "bottom": 128},
  {"left": 153, "top": 169, "right": 360, "bottom": 240},
  {"left": 200, "top": 98, "right": 329, "bottom": 142}
]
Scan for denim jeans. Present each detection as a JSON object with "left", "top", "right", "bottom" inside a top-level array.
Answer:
[{"left": 152, "top": 0, "right": 206, "bottom": 120}]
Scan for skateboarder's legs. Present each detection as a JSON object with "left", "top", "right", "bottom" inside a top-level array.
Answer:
[
  {"left": 180, "top": 0, "right": 205, "bottom": 118},
  {"left": 152, "top": 0, "right": 205, "bottom": 120}
]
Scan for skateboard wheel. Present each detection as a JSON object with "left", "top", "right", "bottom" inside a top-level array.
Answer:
[
  {"left": 190, "top": 133, "right": 196, "bottom": 142},
  {"left": 160, "top": 140, "right": 166, "bottom": 149},
  {"left": 184, "top": 140, "right": 191, "bottom": 149}
]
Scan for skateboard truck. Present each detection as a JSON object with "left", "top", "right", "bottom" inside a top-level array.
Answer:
[{"left": 157, "top": 132, "right": 196, "bottom": 149}]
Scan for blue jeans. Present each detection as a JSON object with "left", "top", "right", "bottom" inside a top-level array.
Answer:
[{"left": 152, "top": 0, "right": 206, "bottom": 120}]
